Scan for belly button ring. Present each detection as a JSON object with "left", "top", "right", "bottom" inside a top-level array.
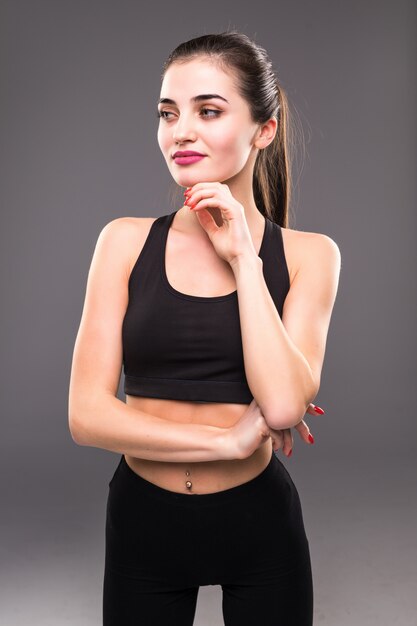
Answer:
[{"left": 185, "top": 469, "right": 192, "bottom": 490}]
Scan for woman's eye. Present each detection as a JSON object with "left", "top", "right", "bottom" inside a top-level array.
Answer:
[
  {"left": 199, "top": 108, "right": 221, "bottom": 118},
  {"left": 156, "top": 108, "right": 221, "bottom": 120},
  {"left": 156, "top": 110, "right": 173, "bottom": 120}
]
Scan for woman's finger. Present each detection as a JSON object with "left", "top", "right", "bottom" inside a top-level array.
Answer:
[
  {"left": 282, "top": 428, "right": 294, "bottom": 457},
  {"left": 293, "top": 420, "right": 315, "bottom": 445},
  {"left": 271, "top": 429, "right": 284, "bottom": 452},
  {"left": 306, "top": 402, "right": 325, "bottom": 416}
]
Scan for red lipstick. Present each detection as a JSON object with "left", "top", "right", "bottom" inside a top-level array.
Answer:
[
  {"left": 174, "top": 155, "right": 206, "bottom": 165},
  {"left": 172, "top": 150, "right": 207, "bottom": 165}
]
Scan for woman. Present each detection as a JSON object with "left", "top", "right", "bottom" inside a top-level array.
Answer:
[{"left": 69, "top": 31, "right": 341, "bottom": 626}]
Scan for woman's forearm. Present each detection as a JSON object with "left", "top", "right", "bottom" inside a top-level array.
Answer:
[
  {"left": 230, "top": 253, "right": 316, "bottom": 428},
  {"left": 69, "top": 394, "right": 233, "bottom": 462}
]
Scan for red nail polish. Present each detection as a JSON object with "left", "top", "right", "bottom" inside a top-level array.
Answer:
[
  {"left": 313, "top": 405, "right": 325, "bottom": 414},
  {"left": 288, "top": 448, "right": 292, "bottom": 457},
  {"left": 308, "top": 433, "right": 315, "bottom": 444}
]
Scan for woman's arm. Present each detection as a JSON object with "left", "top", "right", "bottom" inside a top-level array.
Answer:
[
  {"left": 68, "top": 218, "right": 232, "bottom": 463},
  {"left": 69, "top": 392, "right": 231, "bottom": 463},
  {"left": 230, "top": 230, "right": 341, "bottom": 430}
]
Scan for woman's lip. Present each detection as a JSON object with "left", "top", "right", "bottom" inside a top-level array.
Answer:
[{"left": 174, "top": 155, "right": 206, "bottom": 165}]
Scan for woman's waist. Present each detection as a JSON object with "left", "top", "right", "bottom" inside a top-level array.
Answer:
[{"left": 124, "top": 441, "right": 273, "bottom": 495}]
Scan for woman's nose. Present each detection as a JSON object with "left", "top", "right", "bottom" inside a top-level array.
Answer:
[{"left": 172, "top": 116, "right": 197, "bottom": 143}]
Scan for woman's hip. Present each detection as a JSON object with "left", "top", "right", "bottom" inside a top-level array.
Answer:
[{"left": 105, "top": 449, "right": 310, "bottom": 584}]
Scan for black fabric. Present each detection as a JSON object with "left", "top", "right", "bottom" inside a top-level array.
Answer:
[
  {"left": 103, "top": 450, "right": 313, "bottom": 625},
  {"left": 122, "top": 210, "right": 290, "bottom": 403}
]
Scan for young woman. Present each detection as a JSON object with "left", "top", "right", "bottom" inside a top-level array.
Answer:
[{"left": 69, "top": 31, "right": 341, "bottom": 626}]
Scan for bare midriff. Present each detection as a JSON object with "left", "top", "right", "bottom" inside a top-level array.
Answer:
[{"left": 124, "top": 394, "right": 273, "bottom": 495}]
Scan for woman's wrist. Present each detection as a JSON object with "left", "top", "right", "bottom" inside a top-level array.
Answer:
[{"left": 215, "top": 426, "right": 238, "bottom": 461}]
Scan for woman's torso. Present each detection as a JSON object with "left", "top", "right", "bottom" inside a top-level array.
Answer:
[{"left": 122, "top": 211, "right": 298, "bottom": 495}]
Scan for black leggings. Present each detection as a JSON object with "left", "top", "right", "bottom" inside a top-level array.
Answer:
[{"left": 103, "top": 450, "right": 313, "bottom": 625}]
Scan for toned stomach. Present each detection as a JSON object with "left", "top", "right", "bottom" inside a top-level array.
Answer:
[{"left": 124, "top": 394, "right": 273, "bottom": 495}]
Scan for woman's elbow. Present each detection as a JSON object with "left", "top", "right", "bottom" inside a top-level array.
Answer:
[
  {"left": 68, "top": 408, "right": 87, "bottom": 445},
  {"left": 68, "top": 396, "right": 94, "bottom": 446},
  {"left": 263, "top": 397, "right": 314, "bottom": 430},
  {"left": 265, "top": 372, "right": 320, "bottom": 429}
]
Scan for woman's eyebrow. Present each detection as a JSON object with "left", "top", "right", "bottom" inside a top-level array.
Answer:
[{"left": 157, "top": 94, "right": 229, "bottom": 105}]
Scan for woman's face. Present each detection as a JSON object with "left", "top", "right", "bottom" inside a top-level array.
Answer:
[{"left": 157, "top": 58, "right": 261, "bottom": 188}]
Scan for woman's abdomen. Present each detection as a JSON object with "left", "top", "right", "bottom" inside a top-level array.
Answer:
[{"left": 123, "top": 394, "right": 273, "bottom": 495}]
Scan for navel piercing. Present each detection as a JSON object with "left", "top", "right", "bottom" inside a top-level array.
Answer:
[{"left": 185, "top": 469, "right": 192, "bottom": 490}]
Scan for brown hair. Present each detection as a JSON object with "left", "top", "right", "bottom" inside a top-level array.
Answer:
[{"left": 161, "top": 30, "right": 303, "bottom": 228}]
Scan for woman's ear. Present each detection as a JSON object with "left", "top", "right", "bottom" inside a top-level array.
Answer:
[{"left": 254, "top": 116, "right": 278, "bottom": 150}]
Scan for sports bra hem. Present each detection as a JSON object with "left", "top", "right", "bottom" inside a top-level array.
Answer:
[{"left": 124, "top": 374, "right": 253, "bottom": 404}]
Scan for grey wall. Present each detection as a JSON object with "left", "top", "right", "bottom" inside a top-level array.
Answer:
[{"left": 1, "top": 0, "right": 416, "bottom": 624}]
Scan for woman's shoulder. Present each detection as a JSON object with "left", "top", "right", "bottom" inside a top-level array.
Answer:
[
  {"left": 103, "top": 215, "right": 157, "bottom": 232},
  {"left": 98, "top": 216, "right": 159, "bottom": 276},
  {"left": 98, "top": 216, "right": 157, "bottom": 251},
  {"left": 280, "top": 225, "right": 341, "bottom": 283},
  {"left": 281, "top": 224, "right": 340, "bottom": 249}
]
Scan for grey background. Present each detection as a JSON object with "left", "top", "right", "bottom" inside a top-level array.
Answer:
[{"left": 1, "top": 0, "right": 416, "bottom": 624}]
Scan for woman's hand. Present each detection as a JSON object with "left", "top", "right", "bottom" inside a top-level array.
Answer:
[
  {"left": 225, "top": 397, "right": 325, "bottom": 461},
  {"left": 270, "top": 403, "right": 325, "bottom": 457},
  {"left": 227, "top": 398, "right": 272, "bottom": 460},
  {"left": 184, "top": 182, "right": 258, "bottom": 264}
]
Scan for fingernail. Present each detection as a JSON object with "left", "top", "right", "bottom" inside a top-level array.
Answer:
[
  {"left": 288, "top": 448, "right": 293, "bottom": 457},
  {"left": 308, "top": 433, "right": 315, "bottom": 444},
  {"left": 313, "top": 405, "right": 325, "bottom": 414}
]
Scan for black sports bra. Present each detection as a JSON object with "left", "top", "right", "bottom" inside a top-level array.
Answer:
[{"left": 121, "top": 209, "right": 290, "bottom": 404}]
